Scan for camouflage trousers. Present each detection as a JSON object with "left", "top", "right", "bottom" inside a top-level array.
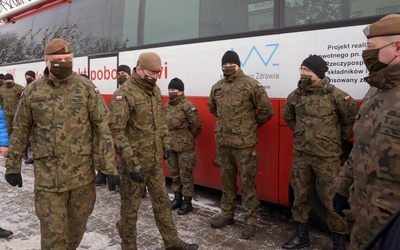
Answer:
[
  {"left": 5, "top": 115, "right": 13, "bottom": 136},
  {"left": 35, "top": 182, "right": 96, "bottom": 250},
  {"left": 348, "top": 221, "right": 374, "bottom": 250},
  {"left": 290, "top": 151, "right": 348, "bottom": 234},
  {"left": 167, "top": 149, "right": 197, "bottom": 197},
  {"left": 117, "top": 152, "right": 181, "bottom": 249},
  {"left": 217, "top": 145, "right": 259, "bottom": 225}
]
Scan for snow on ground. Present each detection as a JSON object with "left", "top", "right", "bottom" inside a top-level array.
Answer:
[{"left": 0, "top": 158, "right": 332, "bottom": 250}]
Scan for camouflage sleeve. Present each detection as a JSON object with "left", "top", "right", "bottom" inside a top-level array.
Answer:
[
  {"left": 207, "top": 84, "right": 218, "bottom": 117},
  {"left": 5, "top": 90, "right": 32, "bottom": 174},
  {"left": 253, "top": 82, "right": 274, "bottom": 127},
  {"left": 333, "top": 150, "right": 354, "bottom": 197},
  {"left": 185, "top": 102, "right": 202, "bottom": 138},
  {"left": 282, "top": 92, "right": 296, "bottom": 131},
  {"left": 109, "top": 90, "right": 141, "bottom": 173},
  {"left": 155, "top": 87, "right": 170, "bottom": 149},
  {"left": 88, "top": 85, "right": 118, "bottom": 176},
  {"left": 334, "top": 88, "right": 359, "bottom": 141}
]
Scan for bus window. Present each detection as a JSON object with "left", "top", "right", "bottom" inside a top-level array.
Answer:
[
  {"left": 143, "top": 0, "right": 200, "bottom": 45},
  {"left": 199, "top": 0, "right": 274, "bottom": 38},
  {"left": 284, "top": 0, "right": 399, "bottom": 27},
  {"left": 142, "top": 0, "right": 275, "bottom": 45}
]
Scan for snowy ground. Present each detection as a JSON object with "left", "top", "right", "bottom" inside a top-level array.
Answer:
[{"left": 0, "top": 158, "right": 333, "bottom": 250}]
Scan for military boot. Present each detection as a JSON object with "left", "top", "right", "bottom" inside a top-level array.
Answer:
[
  {"left": 171, "top": 192, "right": 183, "bottom": 210},
  {"left": 210, "top": 213, "right": 234, "bottom": 228},
  {"left": 332, "top": 233, "right": 346, "bottom": 250},
  {"left": 241, "top": 224, "right": 256, "bottom": 239},
  {"left": 281, "top": 223, "right": 310, "bottom": 249},
  {"left": 166, "top": 241, "right": 199, "bottom": 250},
  {"left": 178, "top": 196, "right": 193, "bottom": 215},
  {"left": 142, "top": 185, "right": 147, "bottom": 199},
  {"left": 95, "top": 171, "right": 106, "bottom": 186},
  {"left": 24, "top": 157, "right": 34, "bottom": 164},
  {"left": 0, "top": 227, "right": 13, "bottom": 239}
]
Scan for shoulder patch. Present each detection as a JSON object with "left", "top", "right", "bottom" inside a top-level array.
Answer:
[
  {"left": 115, "top": 95, "right": 123, "bottom": 101},
  {"left": 94, "top": 88, "right": 99, "bottom": 94},
  {"left": 344, "top": 95, "right": 352, "bottom": 102},
  {"left": 257, "top": 83, "right": 263, "bottom": 87},
  {"left": 190, "top": 107, "right": 197, "bottom": 112}
]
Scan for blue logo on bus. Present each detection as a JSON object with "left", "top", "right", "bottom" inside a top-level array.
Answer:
[{"left": 233, "top": 43, "right": 279, "bottom": 67}]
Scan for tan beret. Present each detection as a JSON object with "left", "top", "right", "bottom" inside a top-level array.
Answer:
[
  {"left": 138, "top": 52, "right": 161, "bottom": 72},
  {"left": 45, "top": 38, "right": 73, "bottom": 55},
  {"left": 364, "top": 14, "right": 400, "bottom": 38}
]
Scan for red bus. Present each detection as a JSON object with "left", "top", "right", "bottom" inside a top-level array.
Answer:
[{"left": 0, "top": 0, "right": 398, "bottom": 210}]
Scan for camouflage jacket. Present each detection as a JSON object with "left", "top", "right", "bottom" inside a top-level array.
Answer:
[
  {"left": 5, "top": 69, "right": 118, "bottom": 192},
  {"left": 0, "top": 82, "right": 24, "bottom": 118},
  {"left": 334, "top": 63, "right": 400, "bottom": 233},
  {"left": 208, "top": 69, "right": 274, "bottom": 148},
  {"left": 109, "top": 73, "right": 170, "bottom": 174},
  {"left": 163, "top": 94, "right": 202, "bottom": 152},
  {"left": 282, "top": 77, "right": 358, "bottom": 157}
]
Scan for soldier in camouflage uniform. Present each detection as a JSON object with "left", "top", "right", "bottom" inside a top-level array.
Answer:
[
  {"left": 163, "top": 77, "right": 202, "bottom": 215},
  {"left": 0, "top": 74, "right": 4, "bottom": 88},
  {"left": 23, "top": 70, "right": 36, "bottom": 165},
  {"left": 109, "top": 52, "right": 199, "bottom": 250},
  {"left": 208, "top": 51, "right": 275, "bottom": 239},
  {"left": 0, "top": 73, "right": 24, "bottom": 136},
  {"left": 4, "top": 38, "right": 120, "bottom": 250},
  {"left": 281, "top": 55, "right": 359, "bottom": 250},
  {"left": 334, "top": 14, "right": 400, "bottom": 250}
]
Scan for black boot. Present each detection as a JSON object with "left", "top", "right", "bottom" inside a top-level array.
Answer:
[
  {"left": 166, "top": 241, "right": 199, "bottom": 250},
  {"left": 281, "top": 223, "right": 310, "bottom": 249},
  {"left": 332, "top": 233, "right": 346, "bottom": 250},
  {"left": 94, "top": 171, "right": 106, "bottom": 186},
  {"left": 178, "top": 196, "right": 193, "bottom": 215},
  {"left": 142, "top": 185, "right": 147, "bottom": 199},
  {"left": 0, "top": 227, "right": 13, "bottom": 239},
  {"left": 25, "top": 157, "right": 34, "bottom": 164},
  {"left": 171, "top": 192, "right": 183, "bottom": 210}
]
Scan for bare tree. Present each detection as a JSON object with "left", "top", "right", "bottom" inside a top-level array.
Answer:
[{"left": 0, "top": 0, "right": 31, "bottom": 13}]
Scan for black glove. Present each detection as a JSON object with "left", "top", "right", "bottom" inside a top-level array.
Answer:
[
  {"left": 334, "top": 193, "right": 349, "bottom": 217},
  {"left": 5, "top": 173, "right": 23, "bottom": 188},
  {"left": 129, "top": 169, "right": 145, "bottom": 183},
  {"left": 105, "top": 175, "right": 120, "bottom": 191},
  {"left": 163, "top": 148, "right": 171, "bottom": 160}
]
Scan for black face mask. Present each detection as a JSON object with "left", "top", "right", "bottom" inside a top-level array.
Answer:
[
  {"left": 168, "top": 92, "right": 180, "bottom": 99},
  {"left": 5, "top": 81, "right": 13, "bottom": 88},
  {"left": 26, "top": 78, "right": 34, "bottom": 85},
  {"left": 50, "top": 61, "right": 73, "bottom": 79},
  {"left": 144, "top": 74, "right": 157, "bottom": 85},
  {"left": 117, "top": 75, "right": 127, "bottom": 86},
  {"left": 362, "top": 42, "right": 396, "bottom": 73}
]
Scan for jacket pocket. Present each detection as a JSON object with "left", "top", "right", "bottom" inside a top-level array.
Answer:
[{"left": 371, "top": 179, "right": 400, "bottom": 214}]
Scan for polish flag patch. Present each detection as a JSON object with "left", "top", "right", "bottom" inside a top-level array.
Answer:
[
  {"left": 94, "top": 88, "right": 99, "bottom": 93},
  {"left": 191, "top": 107, "right": 197, "bottom": 111},
  {"left": 115, "top": 95, "right": 123, "bottom": 101},
  {"left": 344, "top": 95, "right": 352, "bottom": 101}
]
